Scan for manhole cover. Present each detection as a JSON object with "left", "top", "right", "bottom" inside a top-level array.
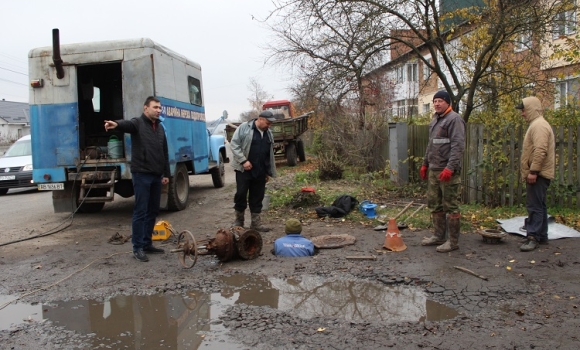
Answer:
[{"left": 311, "top": 234, "right": 356, "bottom": 249}]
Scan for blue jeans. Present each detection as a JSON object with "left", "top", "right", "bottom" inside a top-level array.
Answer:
[{"left": 131, "top": 172, "right": 162, "bottom": 252}]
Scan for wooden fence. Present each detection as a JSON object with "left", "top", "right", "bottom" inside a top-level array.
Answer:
[{"left": 403, "top": 123, "right": 580, "bottom": 208}]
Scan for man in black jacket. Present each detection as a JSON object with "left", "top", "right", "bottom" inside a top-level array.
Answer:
[{"left": 104, "top": 96, "right": 170, "bottom": 262}]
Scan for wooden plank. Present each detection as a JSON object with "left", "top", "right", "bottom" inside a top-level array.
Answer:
[
  {"left": 346, "top": 255, "right": 377, "bottom": 260},
  {"left": 567, "top": 127, "right": 573, "bottom": 208},
  {"left": 477, "top": 124, "right": 484, "bottom": 203},
  {"left": 557, "top": 126, "right": 564, "bottom": 207},
  {"left": 577, "top": 125, "right": 580, "bottom": 209},
  {"left": 501, "top": 133, "right": 507, "bottom": 206},
  {"left": 454, "top": 266, "right": 488, "bottom": 281},
  {"left": 515, "top": 125, "right": 524, "bottom": 205}
]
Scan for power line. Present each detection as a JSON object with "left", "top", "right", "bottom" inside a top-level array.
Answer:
[
  {"left": 0, "top": 51, "right": 26, "bottom": 63},
  {"left": 0, "top": 66, "right": 27, "bottom": 76},
  {"left": 0, "top": 52, "right": 28, "bottom": 72},
  {"left": 0, "top": 77, "right": 28, "bottom": 86}
]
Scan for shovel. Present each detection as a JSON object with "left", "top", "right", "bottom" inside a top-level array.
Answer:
[
  {"left": 397, "top": 204, "right": 425, "bottom": 229},
  {"left": 373, "top": 201, "right": 415, "bottom": 231}
]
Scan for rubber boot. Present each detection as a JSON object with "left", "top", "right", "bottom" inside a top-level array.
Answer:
[
  {"left": 233, "top": 210, "right": 245, "bottom": 227},
  {"left": 421, "top": 212, "right": 447, "bottom": 246},
  {"left": 250, "top": 212, "right": 271, "bottom": 232},
  {"left": 437, "top": 213, "right": 460, "bottom": 252}
]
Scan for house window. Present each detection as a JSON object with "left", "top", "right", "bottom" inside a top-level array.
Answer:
[
  {"left": 397, "top": 101, "right": 406, "bottom": 116},
  {"left": 423, "top": 103, "right": 431, "bottom": 113},
  {"left": 515, "top": 31, "right": 532, "bottom": 51},
  {"left": 422, "top": 62, "right": 430, "bottom": 81},
  {"left": 396, "top": 67, "right": 404, "bottom": 83},
  {"left": 553, "top": 6, "right": 577, "bottom": 39},
  {"left": 407, "top": 64, "right": 418, "bottom": 82},
  {"left": 555, "top": 78, "right": 580, "bottom": 108}
]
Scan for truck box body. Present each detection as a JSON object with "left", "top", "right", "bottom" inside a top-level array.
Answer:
[{"left": 29, "top": 37, "right": 226, "bottom": 213}]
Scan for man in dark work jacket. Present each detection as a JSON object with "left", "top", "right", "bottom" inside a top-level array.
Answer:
[{"left": 104, "top": 96, "right": 170, "bottom": 262}]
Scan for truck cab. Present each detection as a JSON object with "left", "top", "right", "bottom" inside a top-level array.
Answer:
[{"left": 262, "top": 100, "right": 295, "bottom": 120}]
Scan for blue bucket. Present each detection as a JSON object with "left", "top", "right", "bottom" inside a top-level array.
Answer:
[
  {"left": 361, "top": 203, "right": 377, "bottom": 219},
  {"left": 359, "top": 200, "right": 371, "bottom": 213}
]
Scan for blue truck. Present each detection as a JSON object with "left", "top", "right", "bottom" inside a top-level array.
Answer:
[{"left": 29, "top": 29, "right": 227, "bottom": 213}]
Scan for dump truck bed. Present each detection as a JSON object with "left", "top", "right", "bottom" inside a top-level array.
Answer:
[{"left": 225, "top": 112, "right": 311, "bottom": 142}]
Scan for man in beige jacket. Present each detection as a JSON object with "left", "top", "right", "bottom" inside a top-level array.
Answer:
[{"left": 516, "top": 96, "right": 555, "bottom": 252}]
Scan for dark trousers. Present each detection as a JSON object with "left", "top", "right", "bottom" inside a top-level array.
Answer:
[
  {"left": 234, "top": 170, "right": 266, "bottom": 213},
  {"left": 131, "top": 172, "right": 162, "bottom": 252},
  {"left": 526, "top": 176, "right": 550, "bottom": 242}
]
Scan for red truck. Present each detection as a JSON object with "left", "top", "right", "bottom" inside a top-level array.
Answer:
[{"left": 226, "top": 100, "right": 312, "bottom": 166}]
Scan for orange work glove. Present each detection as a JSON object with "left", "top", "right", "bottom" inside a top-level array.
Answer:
[
  {"left": 439, "top": 168, "right": 453, "bottom": 182},
  {"left": 420, "top": 165, "right": 428, "bottom": 180}
]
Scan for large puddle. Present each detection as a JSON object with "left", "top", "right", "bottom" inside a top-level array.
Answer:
[{"left": 0, "top": 275, "right": 458, "bottom": 348}]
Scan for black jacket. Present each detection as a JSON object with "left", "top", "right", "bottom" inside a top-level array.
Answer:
[{"left": 115, "top": 114, "right": 170, "bottom": 177}]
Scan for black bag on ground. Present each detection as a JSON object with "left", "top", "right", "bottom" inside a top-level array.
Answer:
[{"left": 315, "top": 195, "right": 358, "bottom": 218}]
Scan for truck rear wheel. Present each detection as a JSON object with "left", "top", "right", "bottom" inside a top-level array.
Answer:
[
  {"left": 167, "top": 163, "right": 189, "bottom": 211},
  {"left": 211, "top": 153, "right": 225, "bottom": 188},
  {"left": 296, "top": 139, "right": 306, "bottom": 162},
  {"left": 286, "top": 142, "right": 297, "bottom": 166}
]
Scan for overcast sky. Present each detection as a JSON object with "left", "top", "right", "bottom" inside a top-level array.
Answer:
[{"left": 0, "top": 0, "right": 291, "bottom": 121}]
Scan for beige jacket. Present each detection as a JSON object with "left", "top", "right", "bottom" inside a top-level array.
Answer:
[{"left": 520, "top": 96, "right": 555, "bottom": 181}]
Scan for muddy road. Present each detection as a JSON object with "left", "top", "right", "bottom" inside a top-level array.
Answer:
[{"left": 1, "top": 156, "right": 580, "bottom": 349}]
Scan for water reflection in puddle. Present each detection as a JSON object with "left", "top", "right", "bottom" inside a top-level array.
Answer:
[
  {"left": 220, "top": 274, "right": 458, "bottom": 322},
  {"left": 0, "top": 275, "right": 457, "bottom": 348},
  {"left": 0, "top": 292, "right": 241, "bottom": 349}
]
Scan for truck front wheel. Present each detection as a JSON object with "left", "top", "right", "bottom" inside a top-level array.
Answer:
[
  {"left": 286, "top": 142, "right": 297, "bottom": 166},
  {"left": 211, "top": 153, "right": 225, "bottom": 188},
  {"left": 167, "top": 163, "right": 189, "bottom": 211}
]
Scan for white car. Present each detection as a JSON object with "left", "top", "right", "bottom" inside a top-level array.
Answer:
[{"left": 0, "top": 134, "right": 34, "bottom": 195}]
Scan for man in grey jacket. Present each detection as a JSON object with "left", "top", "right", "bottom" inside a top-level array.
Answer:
[
  {"left": 104, "top": 96, "right": 170, "bottom": 262},
  {"left": 230, "top": 111, "right": 277, "bottom": 231},
  {"left": 420, "top": 90, "right": 466, "bottom": 253}
]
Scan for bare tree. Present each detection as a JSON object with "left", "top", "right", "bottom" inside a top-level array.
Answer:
[
  {"left": 241, "top": 78, "right": 273, "bottom": 122},
  {"left": 267, "top": 0, "right": 571, "bottom": 122},
  {"left": 265, "top": 0, "right": 390, "bottom": 128}
]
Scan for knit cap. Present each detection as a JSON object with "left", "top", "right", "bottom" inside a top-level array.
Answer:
[
  {"left": 285, "top": 219, "right": 302, "bottom": 234},
  {"left": 433, "top": 90, "right": 451, "bottom": 105}
]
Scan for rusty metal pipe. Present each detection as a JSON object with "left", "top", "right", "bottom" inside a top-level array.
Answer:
[{"left": 52, "top": 28, "right": 65, "bottom": 79}]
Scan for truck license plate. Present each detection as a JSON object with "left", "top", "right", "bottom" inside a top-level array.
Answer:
[
  {"left": 38, "top": 183, "right": 65, "bottom": 190},
  {"left": 0, "top": 175, "right": 15, "bottom": 181}
]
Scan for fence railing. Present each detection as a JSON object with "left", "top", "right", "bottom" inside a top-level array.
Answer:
[{"left": 404, "top": 123, "right": 579, "bottom": 208}]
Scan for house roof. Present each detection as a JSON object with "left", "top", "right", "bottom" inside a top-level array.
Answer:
[{"left": 0, "top": 100, "right": 29, "bottom": 124}]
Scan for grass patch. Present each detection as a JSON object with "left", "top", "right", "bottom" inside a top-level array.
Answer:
[{"left": 267, "top": 158, "right": 580, "bottom": 232}]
